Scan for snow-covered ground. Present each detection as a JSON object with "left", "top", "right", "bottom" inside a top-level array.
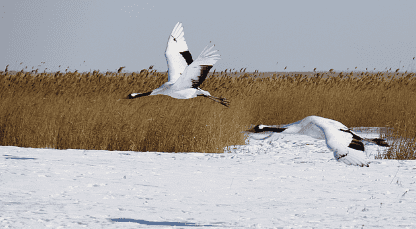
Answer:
[{"left": 1, "top": 128, "right": 415, "bottom": 228}]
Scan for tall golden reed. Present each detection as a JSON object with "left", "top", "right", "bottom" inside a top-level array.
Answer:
[{"left": 1, "top": 67, "right": 415, "bottom": 158}]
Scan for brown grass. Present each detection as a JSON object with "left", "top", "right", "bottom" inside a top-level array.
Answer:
[{"left": 1, "top": 66, "right": 415, "bottom": 159}]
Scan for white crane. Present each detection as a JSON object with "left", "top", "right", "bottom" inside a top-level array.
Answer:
[
  {"left": 128, "top": 22, "right": 229, "bottom": 107},
  {"left": 245, "top": 116, "right": 389, "bottom": 167}
]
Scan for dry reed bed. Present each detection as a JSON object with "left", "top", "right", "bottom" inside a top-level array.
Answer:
[{"left": 0, "top": 68, "right": 415, "bottom": 159}]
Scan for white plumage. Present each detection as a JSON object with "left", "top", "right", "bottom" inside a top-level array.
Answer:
[
  {"left": 165, "top": 21, "right": 191, "bottom": 85},
  {"left": 128, "top": 22, "right": 228, "bottom": 107},
  {"left": 246, "top": 116, "right": 389, "bottom": 167}
]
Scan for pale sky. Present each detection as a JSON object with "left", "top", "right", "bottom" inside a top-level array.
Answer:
[{"left": 1, "top": 0, "right": 416, "bottom": 73}]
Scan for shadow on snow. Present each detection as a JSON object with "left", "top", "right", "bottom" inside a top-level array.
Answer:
[{"left": 110, "top": 218, "right": 216, "bottom": 227}]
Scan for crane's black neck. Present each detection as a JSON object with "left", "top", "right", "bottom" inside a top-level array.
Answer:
[{"left": 252, "top": 125, "right": 287, "bottom": 133}]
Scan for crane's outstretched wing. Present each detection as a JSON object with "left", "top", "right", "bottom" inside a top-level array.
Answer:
[
  {"left": 172, "top": 45, "right": 220, "bottom": 90},
  {"left": 332, "top": 136, "right": 369, "bottom": 167},
  {"left": 165, "top": 22, "right": 193, "bottom": 84}
]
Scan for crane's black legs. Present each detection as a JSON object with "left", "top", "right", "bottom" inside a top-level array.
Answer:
[{"left": 200, "top": 95, "right": 230, "bottom": 107}]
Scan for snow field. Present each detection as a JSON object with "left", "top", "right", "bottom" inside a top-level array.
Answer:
[{"left": 0, "top": 130, "right": 415, "bottom": 228}]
